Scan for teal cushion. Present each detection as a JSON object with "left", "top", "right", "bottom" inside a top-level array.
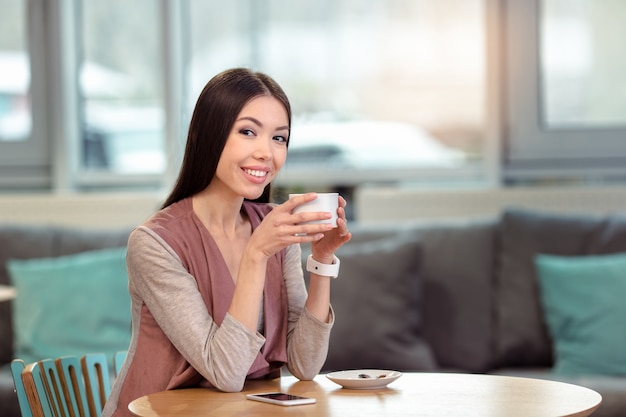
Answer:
[
  {"left": 535, "top": 253, "right": 626, "bottom": 376},
  {"left": 8, "top": 247, "right": 131, "bottom": 363}
]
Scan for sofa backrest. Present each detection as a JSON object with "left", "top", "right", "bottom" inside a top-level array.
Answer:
[
  {"left": 306, "top": 208, "right": 626, "bottom": 373},
  {"left": 416, "top": 219, "right": 498, "bottom": 372},
  {"left": 6, "top": 208, "right": 626, "bottom": 373},
  {"left": 302, "top": 217, "right": 499, "bottom": 373}
]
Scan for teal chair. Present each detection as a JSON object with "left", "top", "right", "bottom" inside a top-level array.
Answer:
[
  {"left": 20, "top": 361, "right": 55, "bottom": 417},
  {"left": 12, "top": 353, "right": 116, "bottom": 417},
  {"left": 10, "top": 359, "right": 33, "bottom": 417}
]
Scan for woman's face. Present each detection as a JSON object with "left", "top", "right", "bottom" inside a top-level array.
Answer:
[{"left": 213, "top": 95, "right": 289, "bottom": 201}]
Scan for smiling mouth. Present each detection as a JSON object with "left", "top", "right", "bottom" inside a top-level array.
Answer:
[{"left": 243, "top": 168, "right": 269, "bottom": 178}]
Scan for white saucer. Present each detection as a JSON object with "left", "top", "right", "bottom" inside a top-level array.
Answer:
[{"left": 326, "top": 369, "right": 402, "bottom": 389}]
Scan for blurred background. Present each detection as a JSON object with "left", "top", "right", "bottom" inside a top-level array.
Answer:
[{"left": 1, "top": 0, "right": 626, "bottom": 226}]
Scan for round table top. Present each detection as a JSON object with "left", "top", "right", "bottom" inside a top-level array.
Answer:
[{"left": 128, "top": 372, "right": 602, "bottom": 417}]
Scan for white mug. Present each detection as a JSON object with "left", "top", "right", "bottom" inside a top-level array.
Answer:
[{"left": 289, "top": 193, "right": 339, "bottom": 227}]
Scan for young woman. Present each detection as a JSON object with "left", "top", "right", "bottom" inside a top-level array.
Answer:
[{"left": 103, "top": 68, "right": 351, "bottom": 417}]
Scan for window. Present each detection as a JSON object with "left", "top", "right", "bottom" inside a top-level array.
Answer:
[
  {"left": 0, "top": 0, "right": 42, "bottom": 189},
  {"left": 541, "top": 0, "right": 626, "bottom": 128},
  {"left": 0, "top": 0, "right": 488, "bottom": 191},
  {"left": 78, "top": 0, "right": 166, "bottom": 182},
  {"left": 0, "top": 1, "right": 30, "bottom": 144},
  {"left": 3, "top": 0, "right": 625, "bottom": 192},
  {"left": 186, "top": 0, "right": 488, "bottom": 189},
  {"left": 0, "top": 0, "right": 167, "bottom": 190},
  {"left": 504, "top": 0, "right": 626, "bottom": 183}
]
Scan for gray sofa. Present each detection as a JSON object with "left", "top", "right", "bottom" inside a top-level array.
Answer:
[
  {"left": 314, "top": 208, "right": 626, "bottom": 417},
  {"left": 2, "top": 208, "right": 626, "bottom": 417}
]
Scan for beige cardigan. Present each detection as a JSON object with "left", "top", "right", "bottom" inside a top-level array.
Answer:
[{"left": 103, "top": 199, "right": 333, "bottom": 417}]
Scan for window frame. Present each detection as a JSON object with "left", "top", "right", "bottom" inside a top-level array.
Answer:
[
  {"left": 72, "top": 0, "right": 178, "bottom": 191},
  {"left": 0, "top": 0, "right": 182, "bottom": 191},
  {"left": 503, "top": 0, "right": 626, "bottom": 182},
  {"left": 0, "top": 0, "right": 51, "bottom": 189}
]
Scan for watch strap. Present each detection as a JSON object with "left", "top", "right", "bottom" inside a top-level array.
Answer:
[{"left": 306, "top": 254, "right": 340, "bottom": 278}]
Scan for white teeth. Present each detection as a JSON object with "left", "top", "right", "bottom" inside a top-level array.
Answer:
[{"left": 244, "top": 169, "right": 267, "bottom": 178}]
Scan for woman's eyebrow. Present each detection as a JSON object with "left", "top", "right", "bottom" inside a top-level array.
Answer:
[
  {"left": 237, "top": 116, "right": 263, "bottom": 126},
  {"left": 237, "top": 116, "right": 289, "bottom": 132}
]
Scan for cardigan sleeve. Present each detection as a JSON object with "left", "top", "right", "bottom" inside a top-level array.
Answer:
[{"left": 282, "top": 243, "right": 334, "bottom": 379}]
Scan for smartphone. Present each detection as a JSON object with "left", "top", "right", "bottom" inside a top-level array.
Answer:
[{"left": 246, "top": 392, "right": 316, "bottom": 406}]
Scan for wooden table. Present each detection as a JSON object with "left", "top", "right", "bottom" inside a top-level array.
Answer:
[{"left": 128, "top": 372, "right": 602, "bottom": 417}]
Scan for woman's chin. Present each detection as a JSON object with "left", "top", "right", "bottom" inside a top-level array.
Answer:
[{"left": 242, "top": 188, "right": 266, "bottom": 201}]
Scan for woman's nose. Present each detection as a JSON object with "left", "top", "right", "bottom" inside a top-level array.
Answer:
[{"left": 253, "top": 137, "right": 273, "bottom": 160}]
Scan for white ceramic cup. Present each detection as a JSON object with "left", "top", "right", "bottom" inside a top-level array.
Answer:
[{"left": 289, "top": 192, "right": 339, "bottom": 227}]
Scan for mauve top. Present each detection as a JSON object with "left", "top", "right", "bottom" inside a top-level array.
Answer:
[{"left": 103, "top": 198, "right": 333, "bottom": 417}]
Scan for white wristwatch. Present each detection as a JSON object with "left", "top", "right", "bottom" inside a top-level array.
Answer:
[{"left": 306, "top": 254, "right": 340, "bottom": 278}]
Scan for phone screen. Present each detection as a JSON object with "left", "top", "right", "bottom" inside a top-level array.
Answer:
[{"left": 260, "top": 393, "right": 303, "bottom": 401}]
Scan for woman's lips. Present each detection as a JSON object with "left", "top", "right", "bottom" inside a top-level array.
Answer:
[{"left": 242, "top": 168, "right": 269, "bottom": 184}]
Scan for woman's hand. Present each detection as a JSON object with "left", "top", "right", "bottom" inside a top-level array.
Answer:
[
  {"left": 233, "top": 194, "right": 340, "bottom": 331},
  {"left": 310, "top": 195, "right": 351, "bottom": 263},
  {"left": 301, "top": 194, "right": 351, "bottom": 323},
  {"left": 247, "top": 193, "right": 343, "bottom": 260}
]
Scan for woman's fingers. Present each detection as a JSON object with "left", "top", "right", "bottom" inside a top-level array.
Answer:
[{"left": 279, "top": 193, "right": 336, "bottom": 226}]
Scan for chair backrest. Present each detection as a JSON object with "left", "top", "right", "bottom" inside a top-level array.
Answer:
[
  {"left": 14, "top": 354, "right": 114, "bottom": 417},
  {"left": 56, "top": 356, "right": 92, "bottom": 417},
  {"left": 80, "top": 353, "right": 111, "bottom": 417},
  {"left": 39, "top": 358, "right": 72, "bottom": 417},
  {"left": 21, "top": 361, "right": 55, "bottom": 417},
  {"left": 10, "top": 359, "right": 33, "bottom": 417}
]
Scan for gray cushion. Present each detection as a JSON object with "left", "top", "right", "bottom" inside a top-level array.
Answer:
[
  {"left": 418, "top": 219, "right": 497, "bottom": 372},
  {"left": 305, "top": 235, "right": 437, "bottom": 372},
  {"left": 318, "top": 219, "right": 498, "bottom": 373},
  {"left": 494, "top": 209, "right": 626, "bottom": 368}
]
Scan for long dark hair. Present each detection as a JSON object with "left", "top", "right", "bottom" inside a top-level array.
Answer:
[{"left": 162, "top": 68, "right": 291, "bottom": 209}]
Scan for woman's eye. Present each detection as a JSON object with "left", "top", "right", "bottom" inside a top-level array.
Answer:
[
  {"left": 239, "top": 129, "right": 255, "bottom": 136},
  {"left": 273, "top": 135, "right": 288, "bottom": 144}
]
